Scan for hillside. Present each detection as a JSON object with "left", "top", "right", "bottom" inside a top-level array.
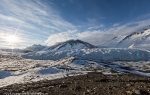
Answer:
[{"left": 101, "top": 29, "right": 150, "bottom": 49}]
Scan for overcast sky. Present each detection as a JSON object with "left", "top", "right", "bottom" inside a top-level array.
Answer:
[{"left": 0, "top": 0, "right": 150, "bottom": 48}]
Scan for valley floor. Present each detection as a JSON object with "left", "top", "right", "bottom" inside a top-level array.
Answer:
[{"left": 0, "top": 72, "right": 150, "bottom": 95}]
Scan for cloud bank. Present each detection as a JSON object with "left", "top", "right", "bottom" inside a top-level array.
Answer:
[{"left": 45, "top": 19, "right": 150, "bottom": 46}]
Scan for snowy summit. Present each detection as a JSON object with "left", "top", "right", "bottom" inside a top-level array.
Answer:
[{"left": 47, "top": 39, "right": 98, "bottom": 51}]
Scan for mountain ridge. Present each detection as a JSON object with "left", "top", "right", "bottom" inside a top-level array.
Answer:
[
  {"left": 46, "top": 39, "right": 98, "bottom": 51},
  {"left": 101, "top": 28, "right": 150, "bottom": 49}
]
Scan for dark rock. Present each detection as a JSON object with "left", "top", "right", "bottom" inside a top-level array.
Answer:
[
  {"left": 100, "top": 79, "right": 115, "bottom": 82},
  {"left": 0, "top": 92, "right": 3, "bottom": 95},
  {"left": 139, "top": 90, "right": 150, "bottom": 95},
  {"left": 59, "top": 84, "right": 68, "bottom": 88},
  {"left": 75, "top": 86, "right": 81, "bottom": 91}
]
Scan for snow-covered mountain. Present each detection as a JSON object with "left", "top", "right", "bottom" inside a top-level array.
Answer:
[
  {"left": 101, "top": 29, "right": 150, "bottom": 49},
  {"left": 22, "top": 39, "right": 150, "bottom": 61},
  {"left": 25, "top": 44, "right": 49, "bottom": 52},
  {"left": 46, "top": 39, "right": 98, "bottom": 51},
  {"left": 24, "top": 40, "right": 97, "bottom": 52}
]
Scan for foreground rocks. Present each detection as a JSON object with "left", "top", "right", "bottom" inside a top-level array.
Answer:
[{"left": 0, "top": 72, "right": 150, "bottom": 95}]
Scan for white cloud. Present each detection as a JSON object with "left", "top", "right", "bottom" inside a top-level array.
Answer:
[
  {"left": 77, "top": 30, "right": 113, "bottom": 45},
  {"left": 113, "top": 23, "right": 120, "bottom": 27},
  {"left": 45, "top": 30, "right": 77, "bottom": 46},
  {"left": 87, "top": 24, "right": 104, "bottom": 30},
  {"left": 45, "top": 18, "right": 150, "bottom": 46},
  {"left": 45, "top": 29, "right": 114, "bottom": 46}
]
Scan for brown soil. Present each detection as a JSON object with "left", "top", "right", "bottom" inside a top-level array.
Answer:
[{"left": 0, "top": 72, "right": 150, "bottom": 95}]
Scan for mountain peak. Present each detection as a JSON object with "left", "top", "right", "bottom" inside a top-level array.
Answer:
[{"left": 48, "top": 39, "right": 97, "bottom": 51}]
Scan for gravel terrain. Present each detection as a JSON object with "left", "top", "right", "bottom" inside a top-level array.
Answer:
[{"left": 0, "top": 72, "right": 150, "bottom": 95}]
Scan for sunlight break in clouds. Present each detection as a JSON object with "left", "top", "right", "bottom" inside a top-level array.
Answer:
[{"left": 0, "top": 0, "right": 75, "bottom": 48}]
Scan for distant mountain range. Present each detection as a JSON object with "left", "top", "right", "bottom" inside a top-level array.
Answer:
[
  {"left": 20, "top": 34, "right": 150, "bottom": 61},
  {"left": 25, "top": 39, "right": 98, "bottom": 52},
  {"left": 25, "top": 44, "right": 48, "bottom": 52},
  {"left": 24, "top": 28, "right": 150, "bottom": 52},
  {"left": 101, "top": 29, "right": 150, "bottom": 49}
]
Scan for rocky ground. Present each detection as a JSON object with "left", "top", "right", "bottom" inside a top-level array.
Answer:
[{"left": 0, "top": 72, "right": 150, "bottom": 95}]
